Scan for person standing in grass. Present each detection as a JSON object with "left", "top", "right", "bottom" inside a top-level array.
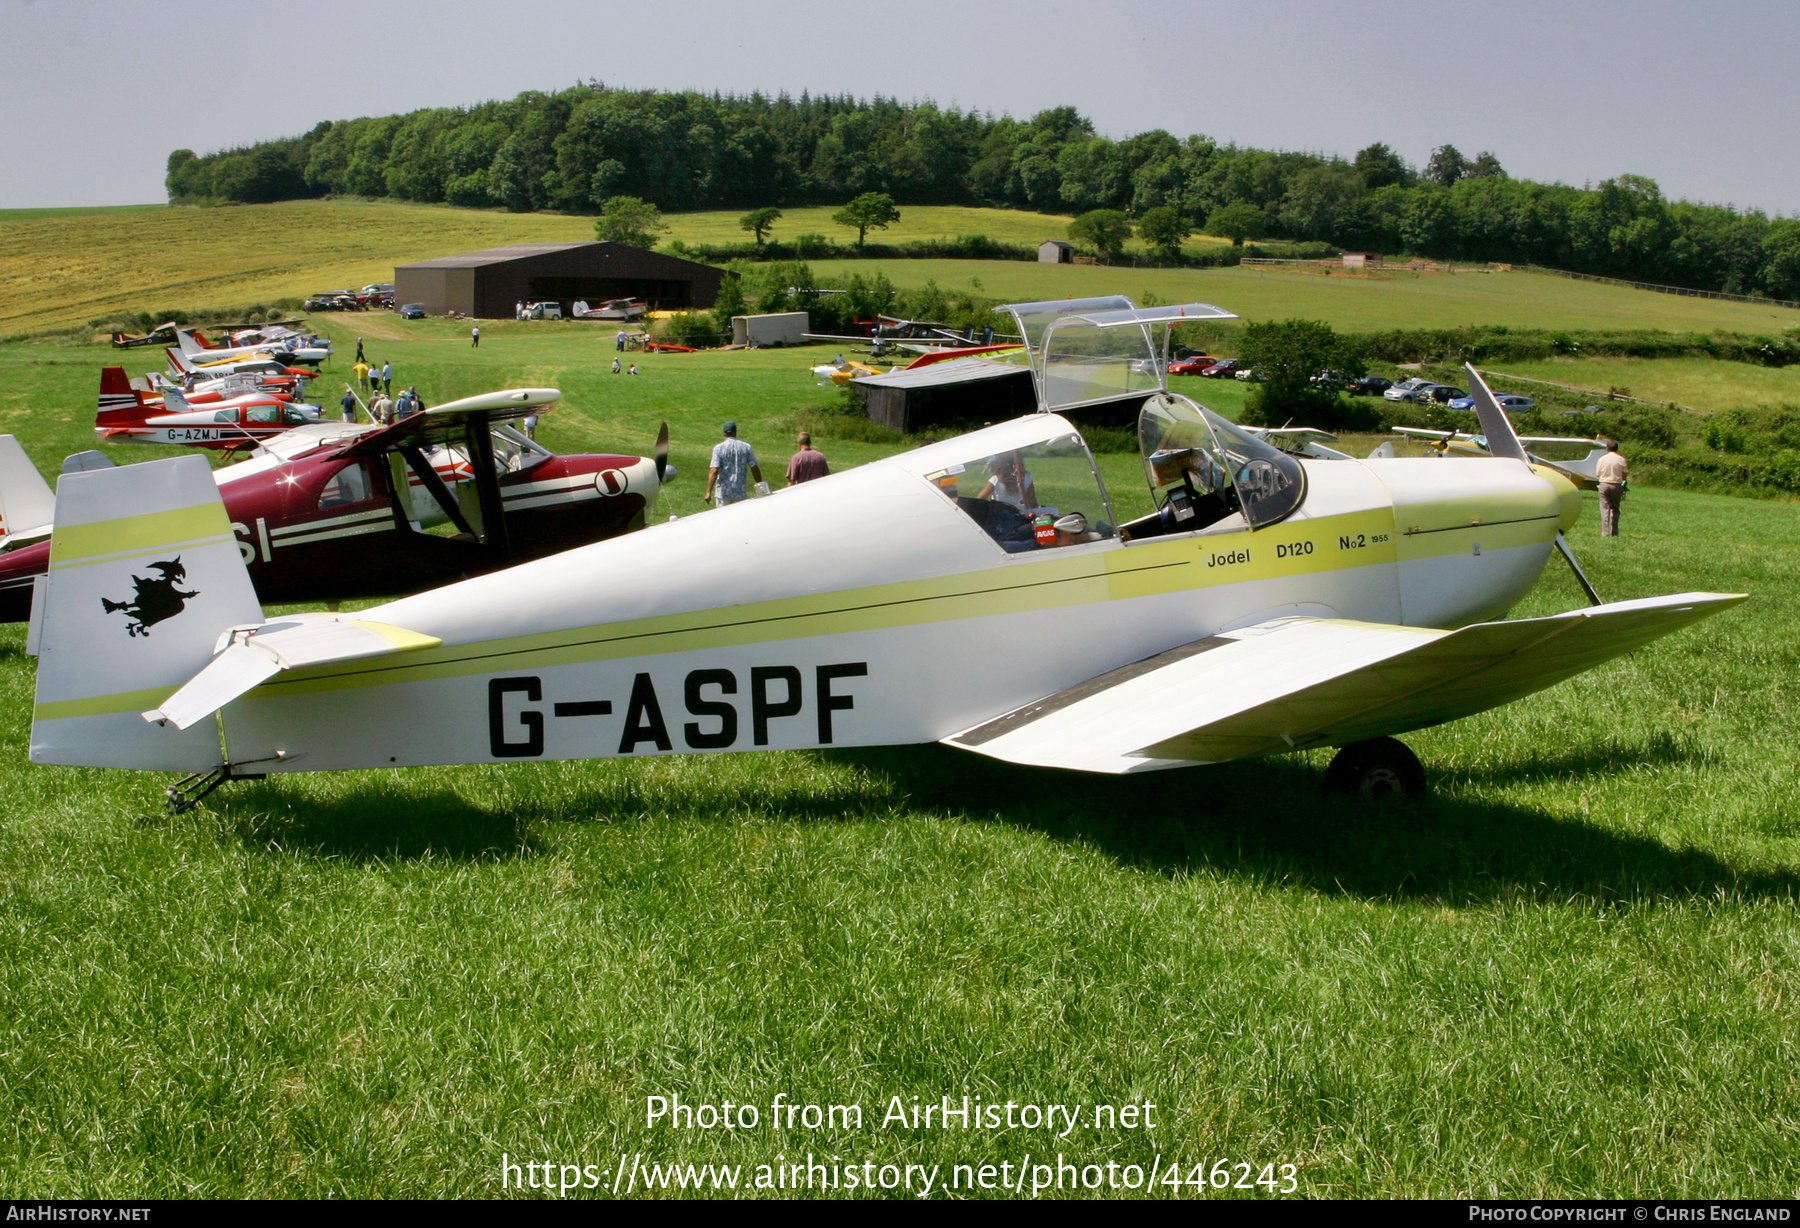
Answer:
[
  {"left": 339, "top": 386, "right": 358, "bottom": 423},
  {"left": 353, "top": 358, "right": 371, "bottom": 392},
  {"left": 354, "top": 337, "right": 365, "bottom": 363},
  {"left": 381, "top": 361, "right": 393, "bottom": 395},
  {"left": 471, "top": 325, "right": 481, "bottom": 348},
  {"left": 1596, "top": 439, "right": 1628, "bottom": 536},
  {"left": 786, "top": 432, "right": 829, "bottom": 485},
  {"left": 705, "top": 422, "right": 762, "bottom": 507}
]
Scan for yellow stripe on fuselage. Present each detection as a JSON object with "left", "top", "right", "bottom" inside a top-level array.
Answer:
[{"left": 33, "top": 501, "right": 1560, "bottom": 721}]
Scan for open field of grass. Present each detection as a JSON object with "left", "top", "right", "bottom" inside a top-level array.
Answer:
[
  {"left": 0, "top": 201, "right": 1210, "bottom": 338},
  {"left": 1480, "top": 356, "right": 1800, "bottom": 413},
  {"left": 811, "top": 260, "right": 1800, "bottom": 335},
  {"left": 6, "top": 199, "right": 1800, "bottom": 339},
  {"left": 1, "top": 325, "right": 1798, "bottom": 1197}
]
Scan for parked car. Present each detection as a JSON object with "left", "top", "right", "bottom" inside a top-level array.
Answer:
[
  {"left": 1201, "top": 359, "right": 1243, "bottom": 378},
  {"left": 360, "top": 283, "right": 395, "bottom": 298},
  {"left": 1348, "top": 376, "right": 1393, "bottom": 396},
  {"left": 521, "top": 301, "right": 563, "bottom": 320},
  {"left": 1384, "top": 377, "right": 1433, "bottom": 402},
  {"left": 398, "top": 303, "right": 427, "bottom": 320},
  {"left": 1234, "top": 366, "right": 1262, "bottom": 382},
  {"left": 1168, "top": 355, "right": 1216, "bottom": 376},
  {"left": 1424, "top": 386, "right": 1468, "bottom": 404},
  {"left": 304, "top": 291, "right": 361, "bottom": 312},
  {"left": 1448, "top": 392, "right": 1535, "bottom": 413}
]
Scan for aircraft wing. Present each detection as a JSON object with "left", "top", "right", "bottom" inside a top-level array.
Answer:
[
  {"left": 943, "top": 593, "right": 1745, "bottom": 774},
  {"left": 336, "top": 388, "right": 559, "bottom": 458},
  {"left": 147, "top": 613, "right": 442, "bottom": 730}
]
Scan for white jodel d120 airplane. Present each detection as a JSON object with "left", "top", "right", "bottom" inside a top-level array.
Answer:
[{"left": 30, "top": 297, "right": 1744, "bottom": 810}]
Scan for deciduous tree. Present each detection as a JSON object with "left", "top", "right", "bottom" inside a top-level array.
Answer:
[
  {"left": 832, "top": 192, "right": 901, "bottom": 246},
  {"left": 1425, "top": 145, "right": 1467, "bottom": 188},
  {"left": 739, "top": 207, "right": 782, "bottom": 246},
  {"left": 1136, "top": 206, "right": 1190, "bottom": 261},
  {"left": 1204, "top": 202, "right": 1264, "bottom": 246},
  {"left": 594, "top": 195, "right": 667, "bottom": 248},
  {"left": 1068, "top": 209, "right": 1132, "bottom": 259}
]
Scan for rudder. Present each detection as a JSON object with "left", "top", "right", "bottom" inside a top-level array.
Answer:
[{"left": 31, "top": 454, "right": 263, "bottom": 770}]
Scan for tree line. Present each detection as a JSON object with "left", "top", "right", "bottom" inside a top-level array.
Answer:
[{"left": 165, "top": 84, "right": 1800, "bottom": 300}]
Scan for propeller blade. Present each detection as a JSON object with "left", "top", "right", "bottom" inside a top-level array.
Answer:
[
  {"left": 1554, "top": 532, "right": 1604, "bottom": 607},
  {"left": 1463, "top": 363, "right": 1530, "bottom": 463},
  {"left": 654, "top": 421, "right": 669, "bottom": 484}
]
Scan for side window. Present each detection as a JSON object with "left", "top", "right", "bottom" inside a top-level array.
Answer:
[
  {"left": 926, "top": 433, "right": 1116, "bottom": 554},
  {"left": 248, "top": 405, "right": 281, "bottom": 424},
  {"left": 318, "top": 463, "right": 373, "bottom": 509},
  {"left": 213, "top": 409, "right": 237, "bottom": 423}
]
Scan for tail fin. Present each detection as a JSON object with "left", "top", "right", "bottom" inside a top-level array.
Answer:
[
  {"left": 98, "top": 365, "right": 156, "bottom": 426},
  {"left": 176, "top": 327, "right": 212, "bottom": 354},
  {"left": 30, "top": 454, "right": 263, "bottom": 770},
  {"left": 166, "top": 347, "right": 196, "bottom": 376},
  {"left": 0, "top": 436, "right": 56, "bottom": 541}
]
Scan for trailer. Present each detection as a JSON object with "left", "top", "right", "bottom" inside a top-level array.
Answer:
[{"left": 730, "top": 312, "right": 810, "bottom": 348}]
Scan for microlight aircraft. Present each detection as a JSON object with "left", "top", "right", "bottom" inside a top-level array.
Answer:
[
  {"left": 4, "top": 388, "right": 669, "bottom": 623},
  {"left": 29, "top": 297, "right": 1741, "bottom": 812}
]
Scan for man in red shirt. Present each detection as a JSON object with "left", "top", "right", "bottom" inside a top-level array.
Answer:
[{"left": 786, "top": 432, "right": 830, "bottom": 486}]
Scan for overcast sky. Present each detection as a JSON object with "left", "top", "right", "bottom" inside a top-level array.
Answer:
[{"left": 4, "top": 0, "right": 1794, "bottom": 214}]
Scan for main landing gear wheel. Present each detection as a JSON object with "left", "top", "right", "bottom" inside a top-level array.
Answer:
[{"left": 1324, "top": 737, "right": 1427, "bottom": 800}]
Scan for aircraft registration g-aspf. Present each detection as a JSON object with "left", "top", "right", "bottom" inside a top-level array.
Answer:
[{"left": 30, "top": 296, "right": 1743, "bottom": 810}]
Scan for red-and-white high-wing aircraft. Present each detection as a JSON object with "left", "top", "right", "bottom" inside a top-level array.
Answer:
[{"left": 4, "top": 388, "right": 670, "bottom": 621}]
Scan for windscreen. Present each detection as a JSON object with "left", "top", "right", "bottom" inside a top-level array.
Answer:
[{"left": 1139, "top": 393, "right": 1305, "bottom": 531}]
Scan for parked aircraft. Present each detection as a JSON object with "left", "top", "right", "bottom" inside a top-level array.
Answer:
[
  {"left": 1394, "top": 427, "right": 1611, "bottom": 488},
  {"left": 571, "top": 299, "right": 647, "bottom": 321},
  {"left": 27, "top": 299, "right": 1740, "bottom": 814},
  {"left": 98, "top": 368, "right": 324, "bottom": 449},
  {"left": 177, "top": 326, "right": 331, "bottom": 366},
  {"left": 6, "top": 388, "right": 670, "bottom": 622}
]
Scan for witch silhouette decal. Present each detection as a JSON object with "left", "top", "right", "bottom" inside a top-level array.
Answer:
[{"left": 102, "top": 558, "right": 199, "bottom": 637}]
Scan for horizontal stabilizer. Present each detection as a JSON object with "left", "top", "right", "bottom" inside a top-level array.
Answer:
[
  {"left": 148, "top": 614, "right": 442, "bottom": 730},
  {"left": 945, "top": 593, "right": 1746, "bottom": 774}
]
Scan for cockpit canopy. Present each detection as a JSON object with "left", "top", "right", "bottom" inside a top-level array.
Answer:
[
  {"left": 1136, "top": 393, "right": 1306, "bottom": 533},
  {"left": 999, "top": 296, "right": 1239, "bottom": 415}
]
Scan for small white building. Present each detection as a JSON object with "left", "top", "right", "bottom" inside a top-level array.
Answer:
[
  {"left": 1038, "top": 240, "right": 1075, "bottom": 264},
  {"left": 1341, "top": 252, "right": 1384, "bottom": 270}
]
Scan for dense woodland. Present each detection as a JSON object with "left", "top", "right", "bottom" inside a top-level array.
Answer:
[{"left": 165, "top": 85, "right": 1800, "bottom": 300}]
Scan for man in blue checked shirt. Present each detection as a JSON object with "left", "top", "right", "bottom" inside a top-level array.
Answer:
[{"left": 705, "top": 421, "right": 763, "bottom": 506}]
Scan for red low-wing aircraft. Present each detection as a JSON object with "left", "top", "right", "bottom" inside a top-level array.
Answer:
[
  {"left": 2, "top": 388, "right": 670, "bottom": 621},
  {"left": 98, "top": 366, "right": 325, "bottom": 449}
]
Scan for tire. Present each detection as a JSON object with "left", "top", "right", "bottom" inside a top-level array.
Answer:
[{"left": 1324, "top": 737, "right": 1427, "bottom": 799}]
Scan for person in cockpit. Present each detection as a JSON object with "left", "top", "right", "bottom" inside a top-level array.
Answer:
[{"left": 978, "top": 452, "right": 1037, "bottom": 510}]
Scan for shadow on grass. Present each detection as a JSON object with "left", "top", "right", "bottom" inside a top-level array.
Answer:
[
  {"left": 827, "top": 742, "right": 1800, "bottom": 908},
  {"left": 208, "top": 785, "right": 551, "bottom": 862},
  {"left": 197, "top": 734, "right": 1796, "bottom": 906}
]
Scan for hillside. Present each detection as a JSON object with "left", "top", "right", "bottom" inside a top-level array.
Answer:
[{"left": 4, "top": 200, "right": 1797, "bottom": 338}]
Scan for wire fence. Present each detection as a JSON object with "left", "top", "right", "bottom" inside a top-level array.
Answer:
[{"left": 1512, "top": 266, "right": 1800, "bottom": 311}]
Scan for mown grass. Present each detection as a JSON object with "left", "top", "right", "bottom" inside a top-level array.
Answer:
[
  {"left": 809, "top": 260, "right": 1800, "bottom": 335},
  {"left": 5, "top": 198, "right": 1796, "bottom": 338},
  {"left": 0, "top": 329, "right": 1796, "bottom": 1198},
  {"left": 1482, "top": 356, "right": 1800, "bottom": 414}
]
